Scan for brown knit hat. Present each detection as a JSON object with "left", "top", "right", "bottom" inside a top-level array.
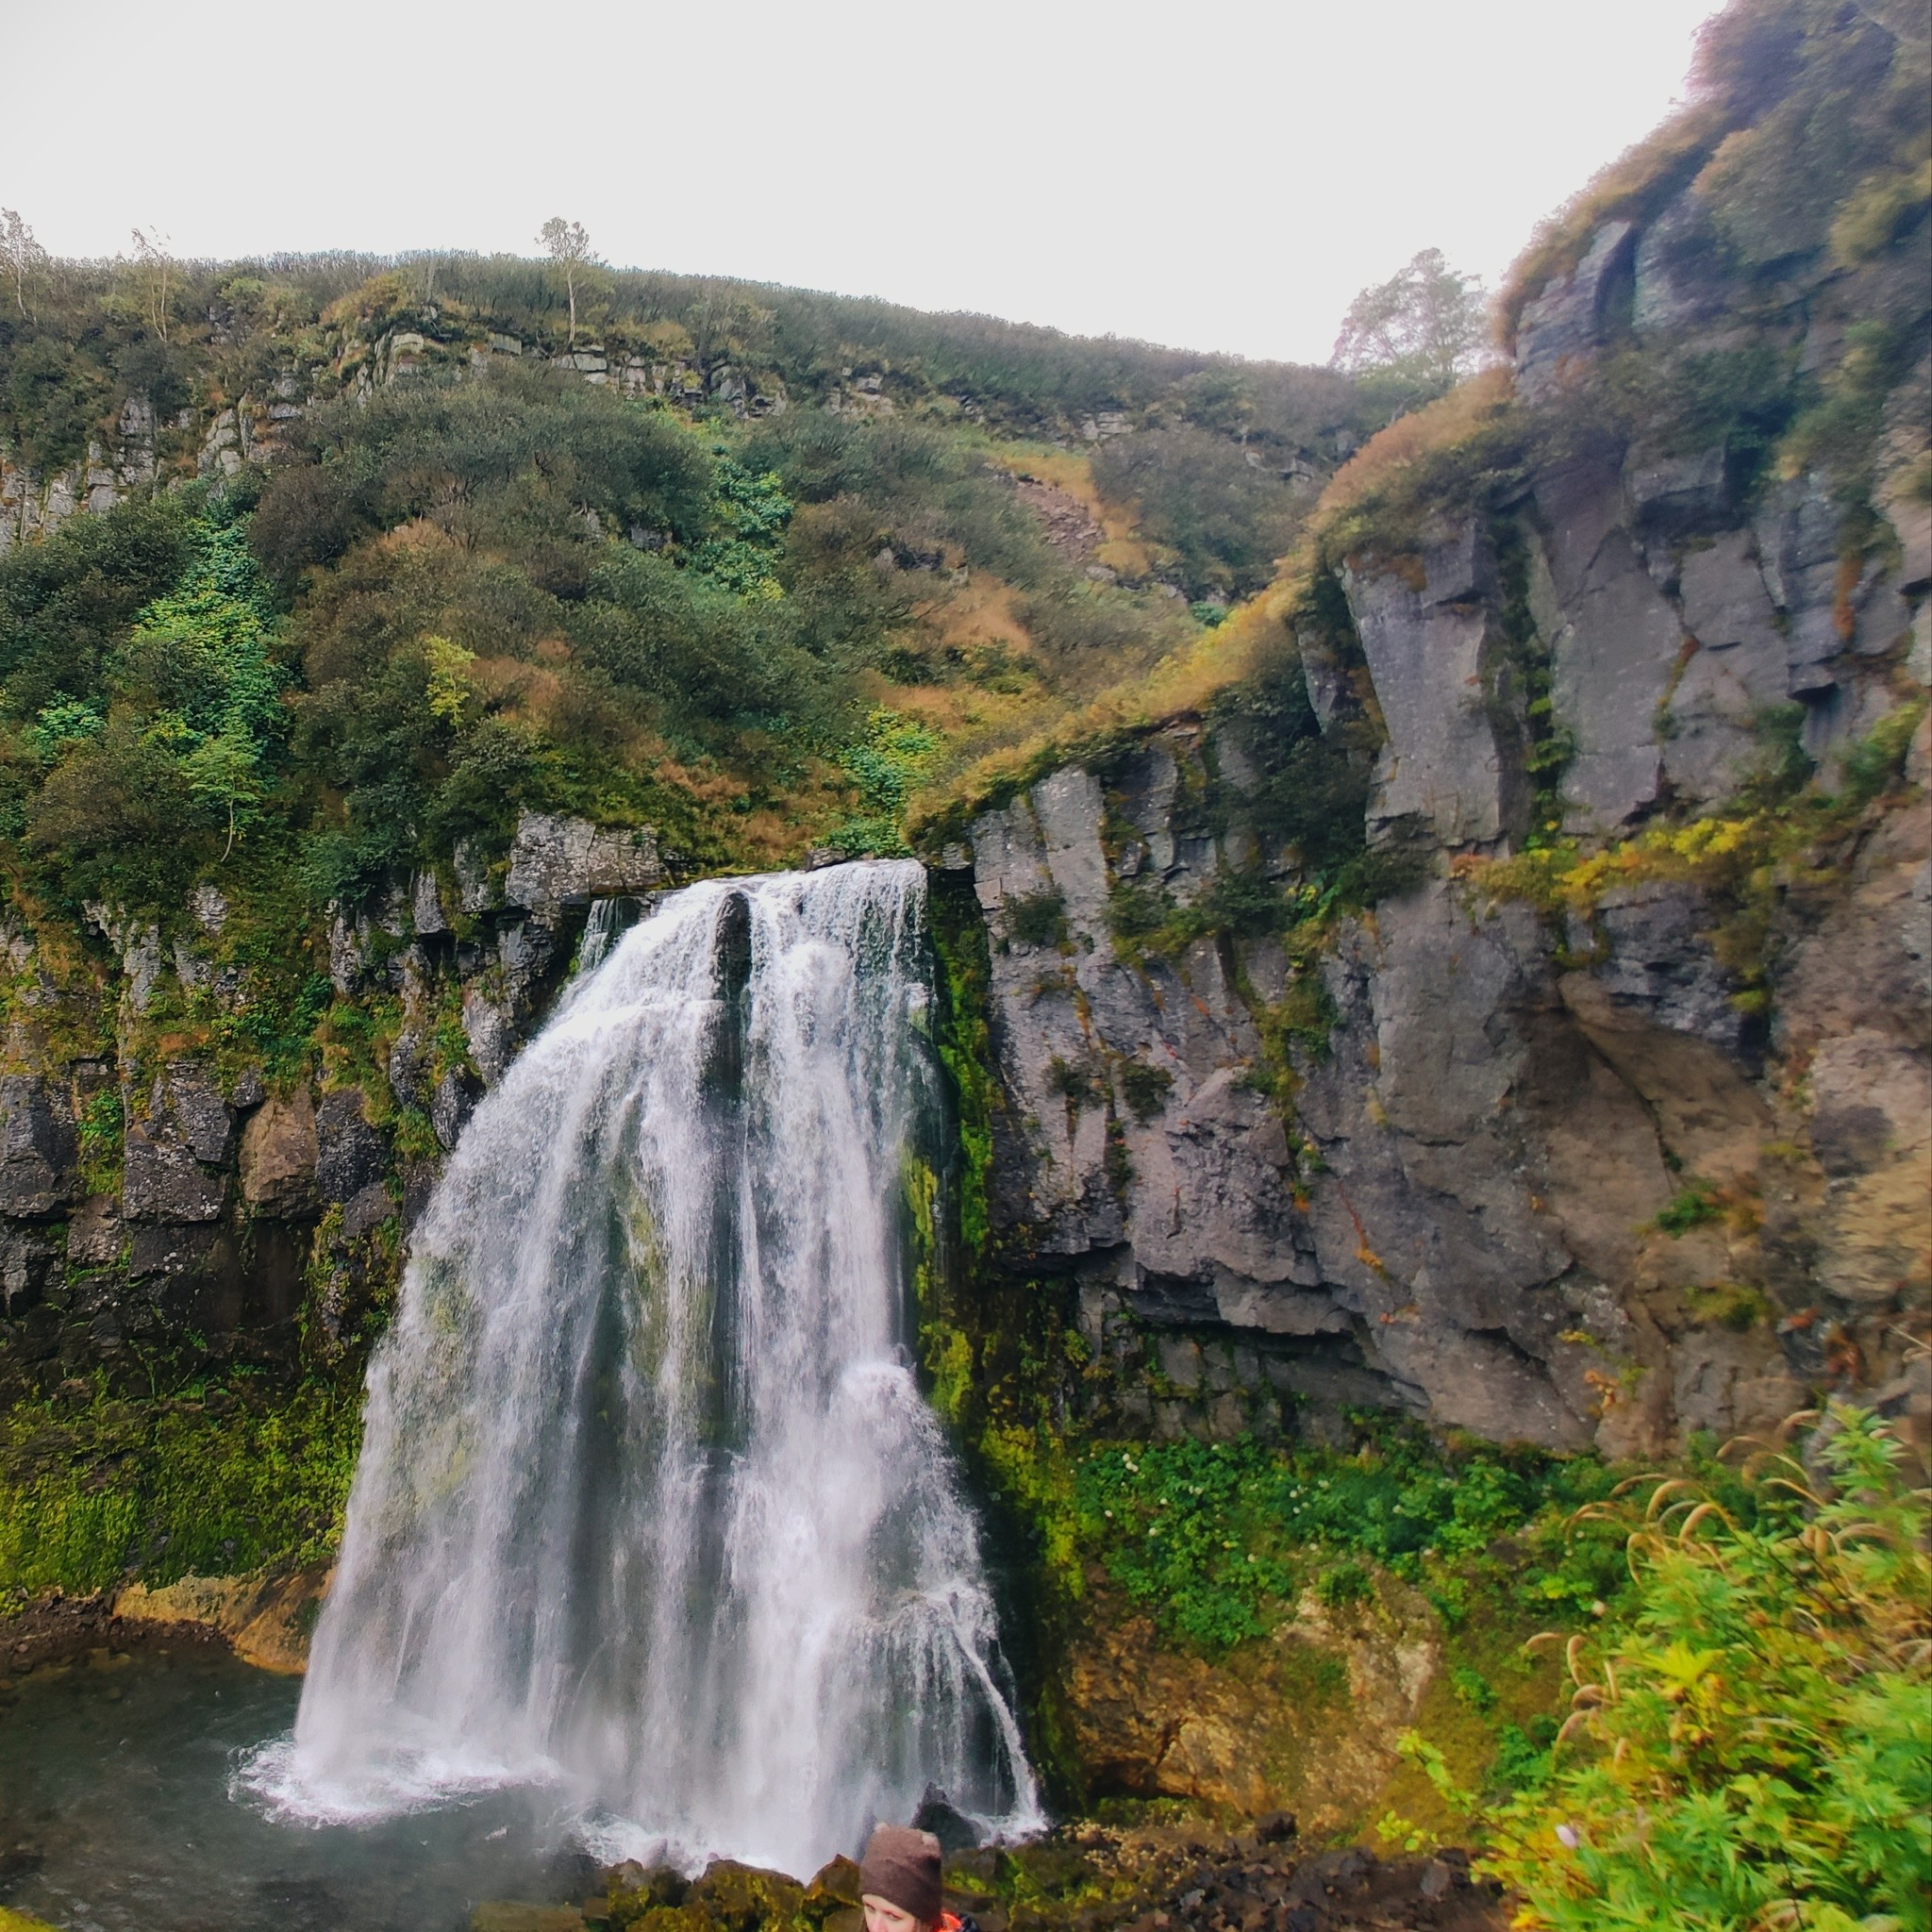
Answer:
[{"left": 859, "top": 1823, "right": 944, "bottom": 1927}]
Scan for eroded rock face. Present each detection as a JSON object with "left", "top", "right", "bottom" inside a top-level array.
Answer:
[
  {"left": 1514, "top": 221, "right": 1637, "bottom": 401},
  {"left": 950, "top": 233, "right": 1928, "bottom": 1457},
  {"left": 314, "top": 1090, "right": 386, "bottom": 1206},
  {"left": 504, "top": 809, "right": 661, "bottom": 917},
  {"left": 965, "top": 693, "right": 1926, "bottom": 1455},
  {"left": 1, "top": 806, "right": 662, "bottom": 1391},
  {"left": 1343, "top": 531, "right": 1525, "bottom": 848},
  {"left": 0, "top": 1076, "right": 79, "bottom": 1219},
  {"left": 1066, "top": 1580, "right": 1441, "bottom": 1834}
]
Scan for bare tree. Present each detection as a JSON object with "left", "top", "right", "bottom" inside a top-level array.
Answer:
[
  {"left": 1, "top": 208, "right": 47, "bottom": 320},
  {"left": 538, "top": 217, "right": 594, "bottom": 347},
  {"left": 1331, "top": 249, "right": 1489, "bottom": 406},
  {"left": 131, "top": 226, "right": 175, "bottom": 342}
]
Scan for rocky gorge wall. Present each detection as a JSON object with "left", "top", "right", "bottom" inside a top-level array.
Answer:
[
  {"left": 0, "top": 809, "right": 658, "bottom": 1401},
  {"left": 949, "top": 194, "right": 1932, "bottom": 1460}
]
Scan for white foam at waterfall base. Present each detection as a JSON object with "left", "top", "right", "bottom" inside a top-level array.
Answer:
[{"left": 242, "top": 860, "right": 1040, "bottom": 1875}]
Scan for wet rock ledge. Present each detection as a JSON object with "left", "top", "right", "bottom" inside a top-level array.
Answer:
[{"left": 474, "top": 1827, "right": 1507, "bottom": 1932}]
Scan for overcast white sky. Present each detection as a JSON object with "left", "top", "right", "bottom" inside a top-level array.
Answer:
[{"left": 6, "top": 0, "right": 1724, "bottom": 366}]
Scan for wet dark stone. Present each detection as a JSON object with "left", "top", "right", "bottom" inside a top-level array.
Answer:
[{"left": 315, "top": 1089, "right": 387, "bottom": 1204}]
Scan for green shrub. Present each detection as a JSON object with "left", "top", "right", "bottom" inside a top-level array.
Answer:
[
  {"left": 0, "top": 1379, "right": 364, "bottom": 1602},
  {"left": 1653, "top": 1176, "right": 1724, "bottom": 1235},
  {"left": 1073, "top": 1426, "right": 1628, "bottom": 1655},
  {"left": 1005, "top": 886, "right": 1068, "bottom": 948},
  {"left": 1471, "top": 1406, "right": 1932, "bottom": 1932},
  {"left": 1317, "top": 1559, "right": 1374, "bottom": 1607},
  {"left": 1118, "top": 1059, "right": 1174, "bottom": 1122}
]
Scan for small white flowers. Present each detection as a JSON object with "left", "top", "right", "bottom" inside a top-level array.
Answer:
[{"left": 1556, "top": 1823, "right": 1580, "bottom": 1849}]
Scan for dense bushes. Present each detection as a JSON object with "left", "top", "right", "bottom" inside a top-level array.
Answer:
[
  {"left": 1090, "top": 425, "right": 1303, "bottom": 599},
  {"left": 1405, "top": 1406, "right": 1932, "bottom": 1932},
  {"left": 1074, "top": 1427, "right": 1626, "bottom": 1653},
  {"left": 1, "top": 501, "right": 287, "bottom": 903},
  {"left": 251, "top": 362, "right": 718, "bottom": 592}
]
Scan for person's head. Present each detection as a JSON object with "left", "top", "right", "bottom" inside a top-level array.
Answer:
[{"left": 859, "top": 1823, "right": 944, "bottom": 1932}]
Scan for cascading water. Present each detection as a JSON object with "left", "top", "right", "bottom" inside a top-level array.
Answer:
[{"left": 247, "top": 860, "right": 1039, "bottom": 1875}]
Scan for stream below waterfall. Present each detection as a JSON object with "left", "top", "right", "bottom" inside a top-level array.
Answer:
[{"left": 0, "top": 1647, "right": 596, "bottom": 1931}]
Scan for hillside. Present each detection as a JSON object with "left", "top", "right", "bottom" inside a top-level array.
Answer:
[{"left": 0, "top": 256, "right": 1374, "bottom": 896}]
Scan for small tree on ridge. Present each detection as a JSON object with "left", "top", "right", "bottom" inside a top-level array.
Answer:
[
  {"left": 131, "top": 226, "right": 175, "bottom": 342},
  {"left": 1331, "top": 248, "right": 1489, "bottom": 413},
  {"left": 2, "top": 208, "right": 47, "bottom": 320},
  {"left": 539, "top": 216, "right": 594, "bottom": 348}
]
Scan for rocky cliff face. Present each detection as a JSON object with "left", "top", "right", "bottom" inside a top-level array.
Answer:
[
  {"left": 956, "top": 188, "right": 1932, "bottom": 1456},
  {"left": 0, "top": 808, "right": 658, "bottom": 1399}
]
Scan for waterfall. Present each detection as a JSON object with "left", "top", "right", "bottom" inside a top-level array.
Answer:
[{"left": 247, "top": 860, "right": 1039, "bottom": 1875}]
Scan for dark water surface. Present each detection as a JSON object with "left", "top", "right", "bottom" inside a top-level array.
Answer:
[{"left": 0, "top": 1646, "right": 597, "bottom": 1932}]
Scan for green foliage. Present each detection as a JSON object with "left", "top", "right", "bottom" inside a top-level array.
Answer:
[
  {"left": 1105, "top": 871, "right": 1292, "bottom": 964},
  {"left": 75, "top": 1088, "right": 124, "bottom": 1195},
  {"left": 1330, "top": 248, "right": 1489, "bottom": 419},
  {"left": 1834, "top": 694, "right": 1927, "bottom": 809},
  {"left": 1090, "top": 427, "right": 1303, "bottom": 600},
  {"left": 0, "top": 1377, "right": 363, "bottom": 1603},
  {"left": 928, "top": 874, "right": 997, "bottom": 1255},
  {"left": 1118, "top": 1059, "right": 1173, "bottom": 1122},
  {"left": 17, "top": 509, "right": 289, "bottom": 905},
  {"left": 1072, "top": 1426, "right": 1628, "bottom": 1655},
  {"left": 0, "top": 493, "right": 194, "bottom": 722},
  {"left": 1653, "top": 1175, "right": 1724, "bottom": 1235},
  {"left": 1680, "top": 1280, "right": 1776, "bottom": 1332},
  {"left": 252, "top": 362, "right": 716, "bottom": 585},
  {"left": 691, "top": 457, "right": 792, "bottom": 597},
  {"left": 1005, "top": 885, "right": 1069, "bottom": 949},
  {"left": 1469, "top": 1407, "right": 1932, "bottom": 1932},
  {"left": 826, "top": 708, "right": 941, "bottom": 855},
  {"left": 1045, "top": 1055, "right": 1101, "bottom": 1108}
]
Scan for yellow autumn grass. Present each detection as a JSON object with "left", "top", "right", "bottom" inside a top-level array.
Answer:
[
  {"left": 1307, "top": 367, "right": 1515, "bottom": 550},
  {"left": 905, "top": 578, "right": 1298, "bottom": 841}
]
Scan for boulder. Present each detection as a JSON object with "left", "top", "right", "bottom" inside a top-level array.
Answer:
[
  {"left": 0, "top": 1223, "right": 60, "bottom": 1314},
  {"left": 66, "top": 1193, "right": 123, "bottom": 1267},
  {"left": 462, "top": 984, "right": 516, "bottom": 1085},
  {"left": 1632, "top": 187, "right": 1722, "bottom": 334},
  {"left": 454, "top": 838, "right": 499, "bottom": 913},
  {"left": 432, "top": 1069, "right": 479, "bottom": 1150},
  {"left": 1587, "top": 882, "right": 1750, "bottom": 1053},
  {"left": 159, "top": 1062, "right": 236, "bottom": 1167},
  {"left": 1757, "top": 475, "right": 1844, "bottom": 696},
  {"left": 239, "top": 1091, "right": 321, "bottom": 1219},
  {"left": 1515, "top": 221, "right": 1637, "bottom": 400},
  {"left": 122, "top": 1120, "right": 225, "bottom": 1223},
  {"left": 0, "top": 1074, "right": 79, "bottom": 1218},
  {"left": 341, "top": 1180, "right": 396, "bottom": 1241},
  {"left": 1625, "top": 447, "right": 1729, "bottom": 533},
  {"left": 1533, "top": 464, "right": 1687, "bottom": 829},
  {"left": 503, "top": 810, "right": 660, "bottom": 916},
  {"left": 1064, "top": 1577, "right": 1441, "bottom": 1834},
  {"left": 314, "top": 1089, "right": 387, "bottom": 1205},
  {"left": 411, "top": 870, "right": 449, "bottom": 937},
  {"left": 111, "top": 1563, "right": 332, "bottom": 1674}
]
